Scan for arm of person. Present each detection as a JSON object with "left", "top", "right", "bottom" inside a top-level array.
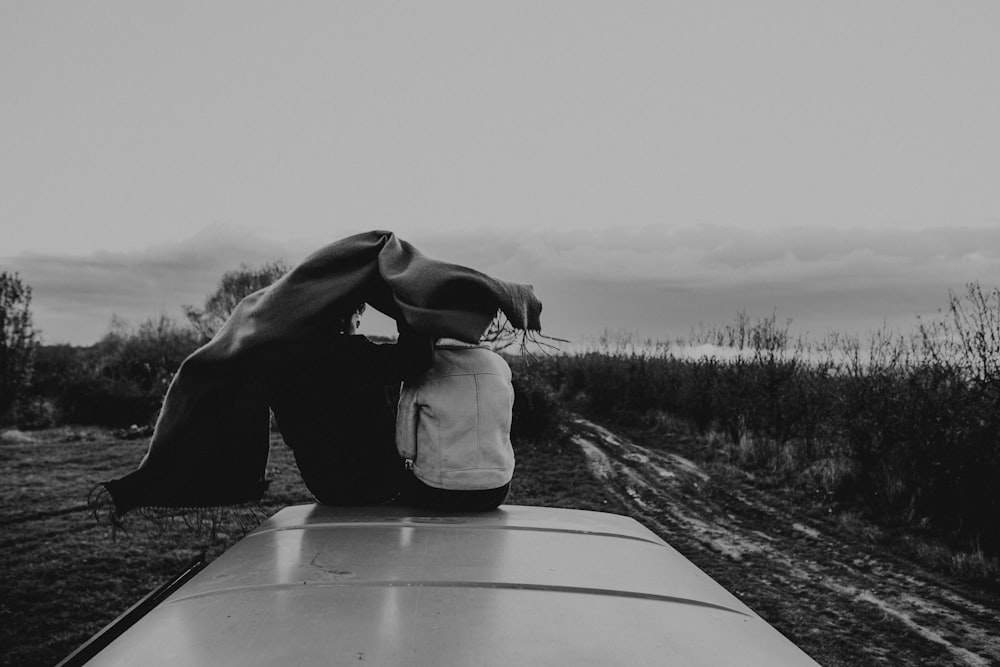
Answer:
[{"left": 336, "top": 321, "right": 433, "bottom": 384}]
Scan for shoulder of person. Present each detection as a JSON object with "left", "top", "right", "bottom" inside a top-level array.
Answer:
[
  {"left": 433, "top": 337, "right": 478, "bottom": 350},
  {"left": 433, "top": 343, "right": 510, "bottom": 374}
]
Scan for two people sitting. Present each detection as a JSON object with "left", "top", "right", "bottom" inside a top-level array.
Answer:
[
  {"left": 268, "top": 302, "right": 515, "bottom": 512},
  {"left": 93, "top": 231, "right": 541, "bottom": 525}
]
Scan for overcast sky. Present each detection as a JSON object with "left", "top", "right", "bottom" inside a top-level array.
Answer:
[{"left": 2, "top": 2, "right": 998, "bottom": 346}]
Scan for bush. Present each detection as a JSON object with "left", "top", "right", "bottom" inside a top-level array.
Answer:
[
  {"left": 37, "top": 315, "right": 201, "bottom": 427},
  {"left": 4, "top": 396, "right": 61, "bottom": 430},
  {"left": 510, "top": 359, "right": 566, "bottom": 443}
]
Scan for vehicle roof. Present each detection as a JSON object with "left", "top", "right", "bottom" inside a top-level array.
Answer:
[{"left": 86, "top": 504, "right": 819, "bottom": 666}]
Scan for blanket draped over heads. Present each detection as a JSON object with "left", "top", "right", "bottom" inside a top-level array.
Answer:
[{"left": 99, "top": 230, "right": 542, "bottom": 520}]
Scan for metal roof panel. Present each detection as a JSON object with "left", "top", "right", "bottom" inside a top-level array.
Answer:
[{"left": 85, "top": 504, "right": 820, "bottom": 666}]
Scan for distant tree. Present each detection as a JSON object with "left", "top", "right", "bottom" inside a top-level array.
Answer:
[
  {"left": 0, "top": 271, "right": 40, "bottom": 420},
  {"left": 183, "top": 260, "right": 290, "bottom": 341}
]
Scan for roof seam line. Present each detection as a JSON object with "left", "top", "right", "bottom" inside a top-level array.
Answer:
[{"left": 165, "top": 580, "right": 750, "bottom": 617}]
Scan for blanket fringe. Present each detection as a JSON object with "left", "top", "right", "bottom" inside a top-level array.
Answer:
[
  {"left": 482, "top": 312, "right": 568, "bottom": 359},
  {"left": 88, "top": 483, "right": 267, "bottom": 540}
]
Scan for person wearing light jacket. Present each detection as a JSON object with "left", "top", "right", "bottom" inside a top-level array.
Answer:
[{"left": 395, "top": 338, "right": 515, "bottom": 511}]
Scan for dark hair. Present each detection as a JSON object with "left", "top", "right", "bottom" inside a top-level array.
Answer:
[{"left": 333, "top": 301, "right": 366, "bottom": 334}]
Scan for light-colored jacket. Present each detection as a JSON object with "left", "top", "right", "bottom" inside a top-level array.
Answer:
[{"left": 396, "top": 340, "right": 515, "bottom": 490}]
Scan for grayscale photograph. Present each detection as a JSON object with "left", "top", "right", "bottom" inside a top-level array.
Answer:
[{"left": 2, "top": 2, "right": 998, "bottom": 665}]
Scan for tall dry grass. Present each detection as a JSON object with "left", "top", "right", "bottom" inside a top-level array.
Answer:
[{"left": 541, "top": 284, "right": 1000, "bottom": 559}]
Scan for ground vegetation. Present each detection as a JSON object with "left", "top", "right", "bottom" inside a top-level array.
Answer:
[{"left": 0, "top": 271, "right": 40, "bottom": 423}]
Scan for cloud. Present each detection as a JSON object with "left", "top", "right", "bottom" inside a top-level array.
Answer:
[
  {"left": 413, "top": 223, "right": 998, "bottom": 290},
  {"left": 411, "top": 224, "right": 999, "bottom": 340},
  {"left": 3, "top": 225, "right": 304, "bottom": 344},
  {"left": 4, "top": 223, "right": 996, "bottom": 345}
]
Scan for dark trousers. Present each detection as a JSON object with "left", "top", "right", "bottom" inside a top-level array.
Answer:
[{"left": 395, "top": 474, "right": 510, "bottom": 512}]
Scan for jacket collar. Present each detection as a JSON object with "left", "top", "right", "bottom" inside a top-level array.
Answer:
[{"left": 435, "top": 337, "right": 482, "bottom": 349}]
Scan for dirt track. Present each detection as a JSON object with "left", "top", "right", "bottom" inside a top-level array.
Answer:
[{"left": 569, "top": 417, "right": 1000, "bottom": 667}]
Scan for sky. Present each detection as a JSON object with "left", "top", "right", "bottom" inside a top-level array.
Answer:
[{"left": 2, "top": 1, "right": 998, "bottom": 347}]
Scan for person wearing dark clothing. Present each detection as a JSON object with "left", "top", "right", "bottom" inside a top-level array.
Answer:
[
  {"left": 268, "top": 304, "right": 433, "bottom": 506},
  {"left": 92, "top": 231, "right": 542, "bottom": 524}
]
